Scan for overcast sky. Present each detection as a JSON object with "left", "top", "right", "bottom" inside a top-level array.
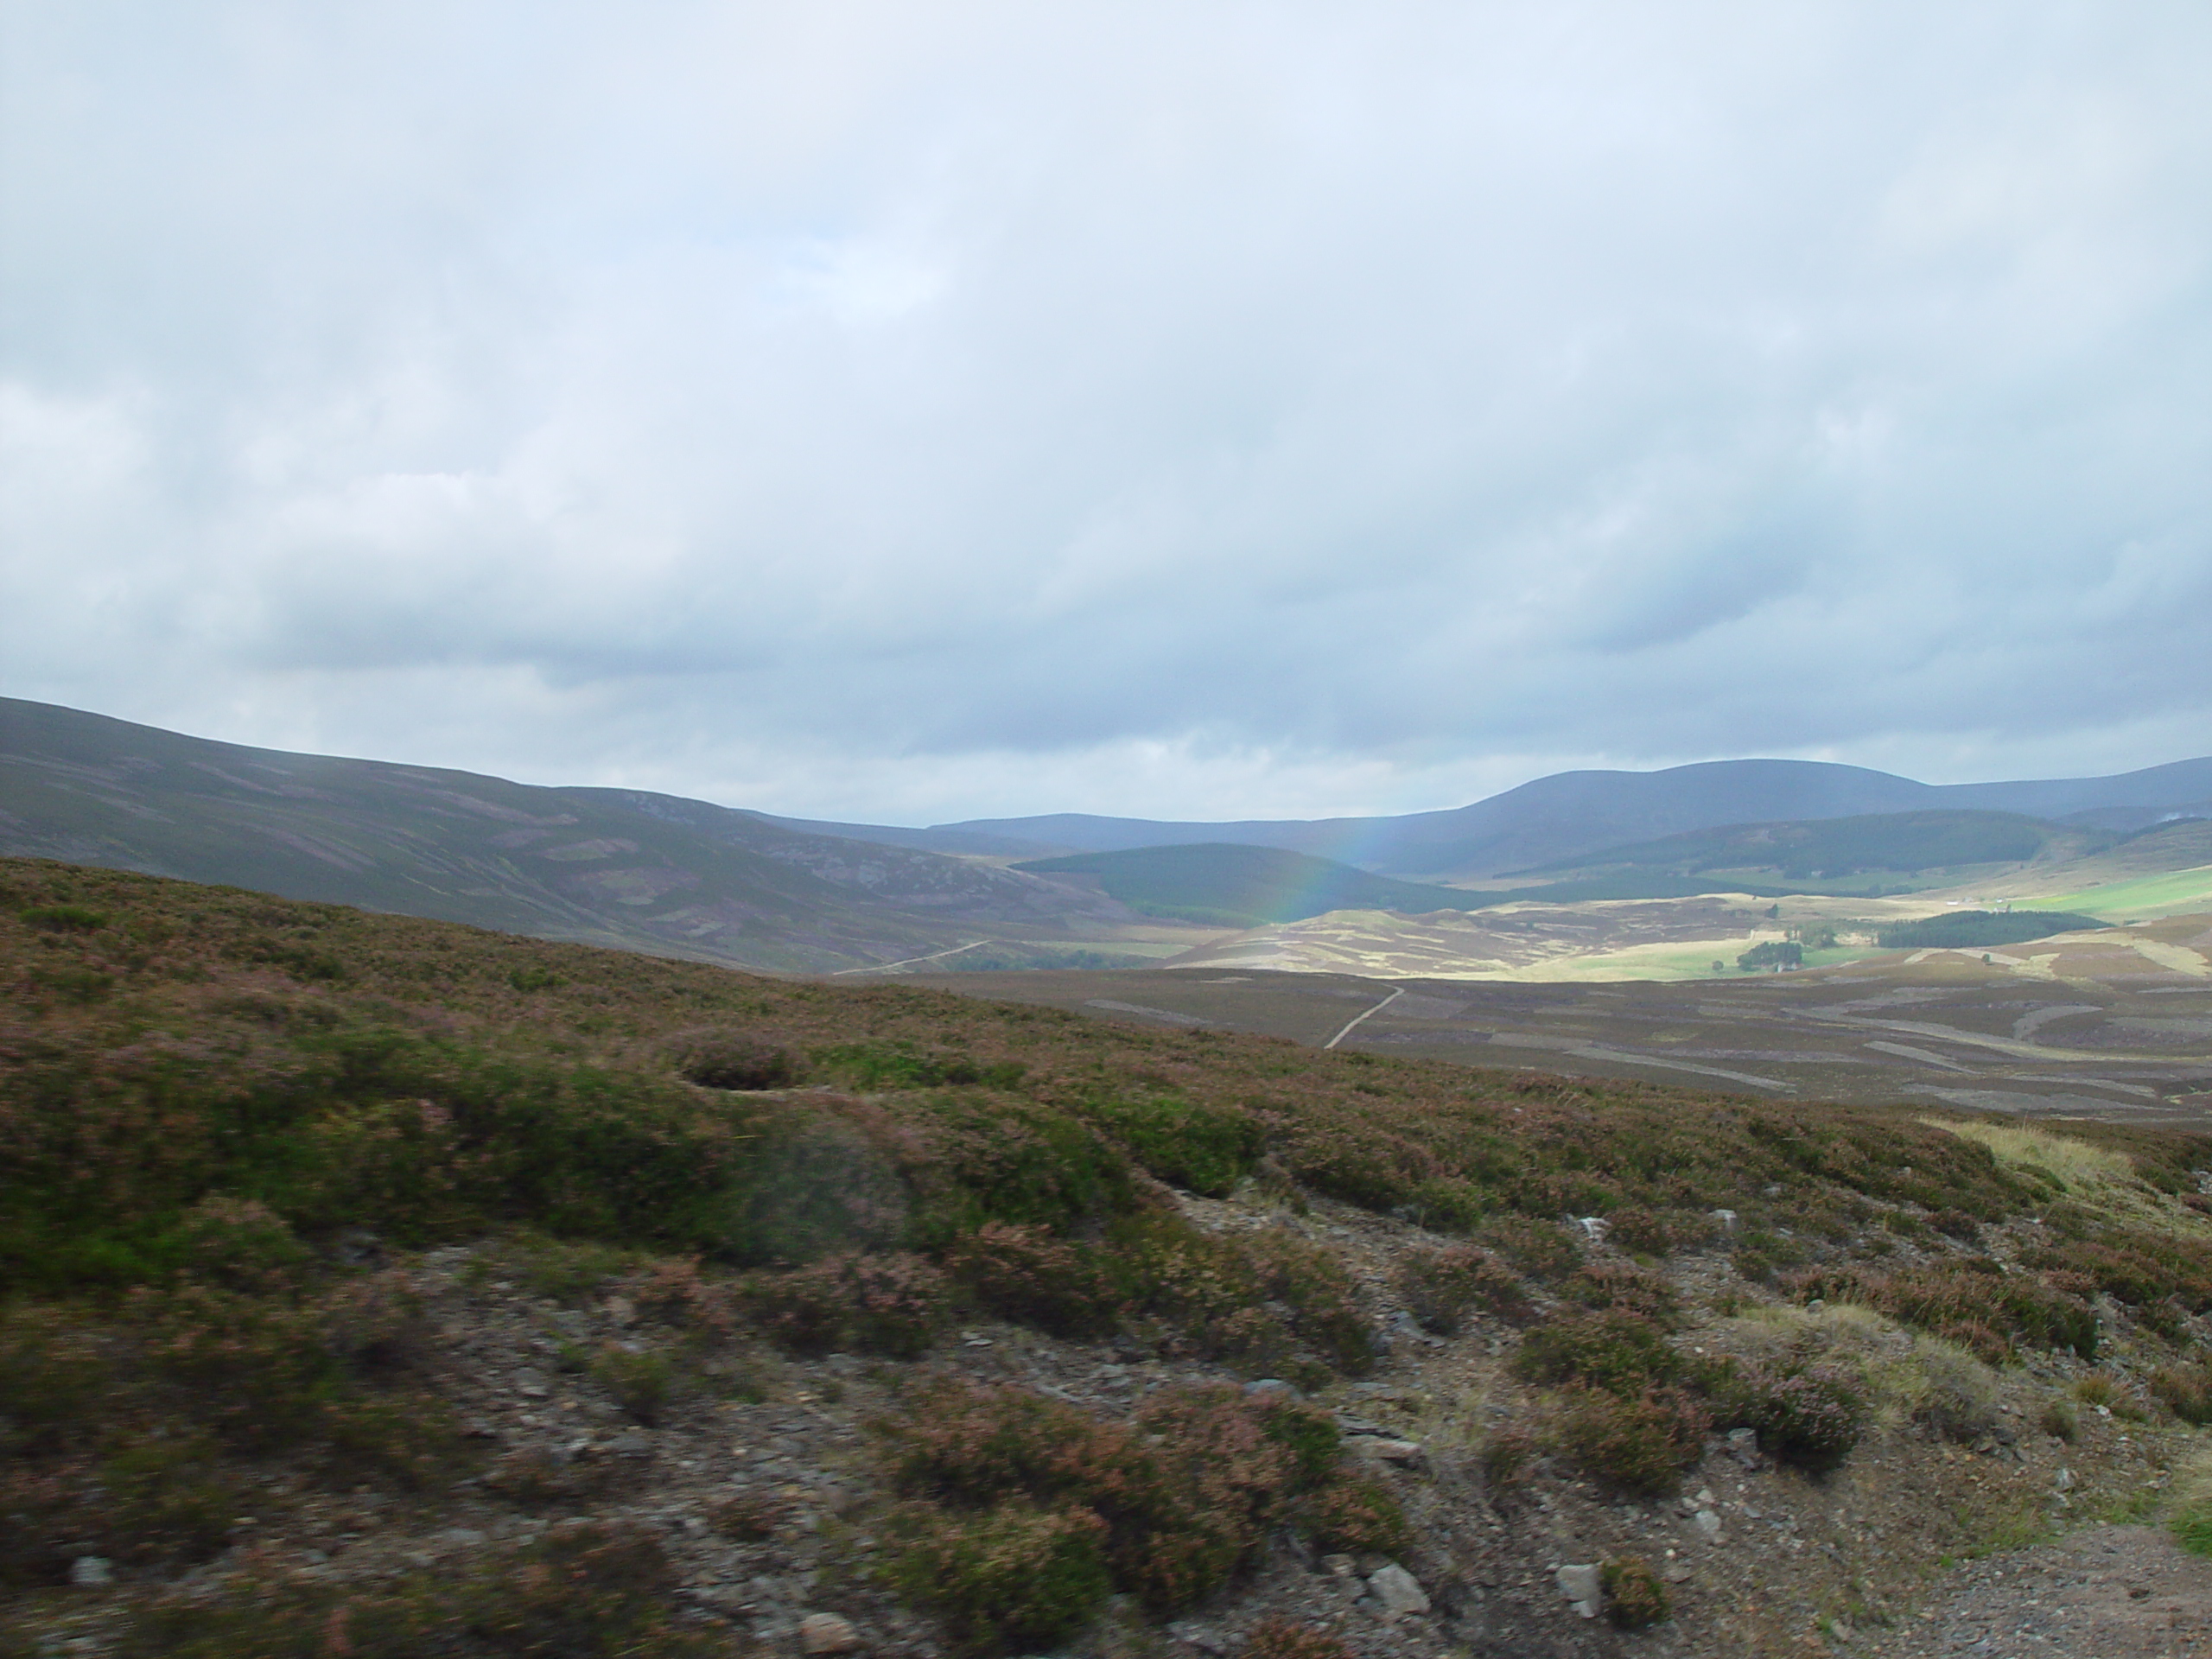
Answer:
[{"left": 3, "top": 3, "right": 2209, "bottom": 824}]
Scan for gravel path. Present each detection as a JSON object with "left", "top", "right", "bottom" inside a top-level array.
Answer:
[{"left": 1858, "top": 1524, "right": 2212, "bottom": 1659}]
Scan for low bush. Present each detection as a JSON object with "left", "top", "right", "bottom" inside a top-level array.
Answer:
[
  {"left": 1478, "top": 1425, "right": 1537, "bottom": 1489},
  {"left": 1715, "top": 1362, "right": 1866, "bottom": 1470},
  {"left": 874, "top": 1376, "right": 1365, "bottom": 1630},
  {"left": 1565, "top": 1262, "right": 1681, "bottom": 1328},
  {"left": 707, "top": 1488, "right": 795, "bottom": 1541},
  {"left": 92, "top": 1434, "right": 244, "bottom": 1567},
  {"left": 2024, "top": 1224, "right": 2212, "bottom": 1314},
  {"left": 1513, "top": 1309, "right": 1681, "bottom": 1395},
  {"left": 1909, "top": 1338, "right": 2001, "bottom": 1443},
  {"left": 1605, "top": 1207, "right": 1693, "bottom": 1257},
  {"left": 590, "top": 1344, "right": 677, "bottom": 1425},
  {"left": 1548, "top": 1385, "right": 1710, "bottom": 1494},
  {"left": 944, "top": 1222, "right": 1122, "bottom": 1338},
  {"left": 1295, "top": 1476, "right": 1411, "bottom": 1557},
  {"left": 667, "top": 1029, "right": 798, "bottom": 1091},
  {"left": 2177, "top": 1499, "right": 2212, "bottom": 1560},
  {"left": 1397, "top": 1245, "right": 1529, "bottom": 1333},
  {"left": 624, "top": 1255, "right": 739, "bottom": 1336},
  {"left": 885, "top": 1501, "right": 1112, "bottom": 1656},
  {"left": 166, "top": 1195, "right": 311, "bottom": 1290},
  {"left": 2073, "top": 1373, "right": 2120, "bottom": 1407},
  {"left": 482, "top": 1446, "right": 613, "bottom": 1507},
  {"left": 1238, "top": 1617, "right": 1355, "bottom": 1659},
  {"left": 741, "top": 1250, "right": 950, "bottom": 1357},
  {"left": 814, "top": 1040, "right": 1025, "bottom": 1093},
  {"left": 2151, "top": 1365, "right": 2212, "bottom": 1427},
  {"left": 115, "top": 1521, "right": 736, "bottom": 1658},
  {"left": 1475, "top": 1215, "right": 1584, "bottom": 1281},
  {"left": 1786, "top": 1262, "right": 2098, "bottom": 1363},
  {"left": 1601, "top": 1556, "right": 1672, "bottom": 1629},
  {"left": 1110, "top": 1216, "right": 1373, "bottom": 1376},
  {"left": 1085, "top": 1093, "right": 1263, "bottom": 1197},
  {"left": 2039, "top": 1399, "right": 2079, "bottom": 1441}
]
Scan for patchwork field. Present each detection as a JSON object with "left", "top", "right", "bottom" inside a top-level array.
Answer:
[{"left": 918, "top": 910, "right": 2212, "bottom": 1130}]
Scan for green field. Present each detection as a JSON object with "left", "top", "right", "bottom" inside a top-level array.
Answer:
[{"left": 2034, "top": 865, "right": 2212, "bottom": 921}]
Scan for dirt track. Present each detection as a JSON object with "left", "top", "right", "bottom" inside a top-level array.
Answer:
[{"left": 1860, "top": 1525, "right": 2212, "bottom": 1658}]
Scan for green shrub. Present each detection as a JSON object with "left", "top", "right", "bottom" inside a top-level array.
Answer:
[
  {"left": 707, "top": 1488, "right": 794, "bottom": 1541},
  {"left": 873, "top": 1377, "right": 1354, "bottom": 1618},
  {"left": 93, "top": 1434, "right": 244, "bottom": 1566},
  {"left": 2024, "top": 1224, "right": 2212, "bottom": 1313},
  {"left": 886, "top": 1501, "right": 1112, "bottom": 1655},
  {"left": 903, "top": 1096, "right": 1133, "bottom": 1246},
  {"left": 1110, "top": 1215, "right": 1373, "bottom": 1375},
  {"left": 1601, "top": 1556, "right": 1672, "bottom": 1629},
  {"left": 1566, "top": 1262, "right": 1681, "bottom": 1327},
  {"left": 1475, "top": 1215, "right": 1584, "bottom": 1281},
  {"left": 483, "top": 1445, "right": 612, "bottom": 1507},
  {"left": 136, "top": 1281, "right": 345, "bottom": 1451},
  {"left": 742, "top": 1250, "right": 950, "bottom": 1357},
  {"left": 1238, "top": 1618, "right": 1354, "bottom": 1659},
  {"left": 590, "top": 1344, "right": 677, "bottom": 1425},
  {"left": 20, "top": 903, "right": 109, "bottom": 932},
  {"left": 1397, "top": 1245, "right": 1529, "bottom": 1333},
  {"left": 623, "top": 1255, "right": 739, "bottom": 1336},
  {"left": 667, "top": 1029, "right": 798, "bottom": 1091},
  {"left": 2039, "top": 1398, "right": 2079, "bottom": 1441},
  {"left": 944, "top": 1222, "right": 1122, "bottom": 1338},
  {"left": 165, "top": 1196, "right": 311, "bottom": 1290},
  {"left": 1086, "top": 1094, "right": 1262, "bottom": 1197},
  {"left": 711, "top": 1103, "right": 913, "bottom": 1265},
  {"left": 1478, "top": 1425, "right": 1536, "bottom": 1489},
  {"left": 1716, "top": 1362, "right": 1866, "bottom": 1470},
  {"left": 1295, "top": 1476, "right": 1411, "bottom": 1556},
  {"left": 1787, "top": 1262, "right": 2098, "bottom": 1363},
  {"left": 814, "top": 1041, "right": 1025, "bottom": 1092},
  {"left": 1605, "top": 1206, "right": 1690, "bottom": 1256},
  {"left": 116, "top": 1521, "right": 734, "bottom": 1658},
  {"left": 317, "top": 1391, "right": 472, "bottom": 1491},
  {"left": 1513, "top": 1309, "right": 1681, "bottom": 1395},
  {"left": 1549, "top": 1385, "right": 1710, "bottom": 1493},
  {"left": 1910, "top": 1339, "right": 2001, "bottom": 1443},
  {"left": 2151, "top": 1365, "right": 2212, "bottom": 1427},
  {"left": 2176, "top": 1500, "right": 2212, "bottom": 1560}
]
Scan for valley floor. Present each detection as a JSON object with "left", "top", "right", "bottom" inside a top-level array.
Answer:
[{"left": 915, "top": 913, "right": 2212, "bottom": 1132}]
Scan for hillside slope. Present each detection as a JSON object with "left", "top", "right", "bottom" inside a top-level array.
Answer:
[
  {"left": 7, "top": 859, "right": 2212, "bottom": 1657},
  {"left": 1014, "top": 842, "right": 1494, "bottom": 925},
  {"left": 0, "top": 698, "right": 1123, "bottom": 973},
  {"left": 1514, "top": 809, "right": 2112, "bottom": 885}
]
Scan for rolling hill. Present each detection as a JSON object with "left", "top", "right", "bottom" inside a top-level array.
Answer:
[
  {"left": 1513, "top": 809, "right": 2113, "bottom": 887},
  {"left": 1013, "top": 843, "right": 1496, "bottom": 925},
  {"left": 0, "top": 698, "right": 1131, "bottom": 974},
  {"left": 893, "top": 756, "right": 2212, "bottom": 877},
  {"left": 10, "top": 696, "right": 2211, "bottom": 977}
]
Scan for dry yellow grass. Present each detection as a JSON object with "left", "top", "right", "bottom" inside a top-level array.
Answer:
[{"left": 1927, "top": 1118, "right": 2136, "bottom": 1192}]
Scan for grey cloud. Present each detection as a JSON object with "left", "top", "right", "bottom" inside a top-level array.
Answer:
[{"left": 3, "top": 0, "right": 2209, "bottom": 821}]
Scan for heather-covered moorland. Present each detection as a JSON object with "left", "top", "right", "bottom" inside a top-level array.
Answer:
[{"left": 7, "top": 855, "right": 2212, "bottom": 1656}]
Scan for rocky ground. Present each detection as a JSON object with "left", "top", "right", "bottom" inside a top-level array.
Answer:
[{"left": 24, "top": 1180, "right": 2212, "bottom": 1659}]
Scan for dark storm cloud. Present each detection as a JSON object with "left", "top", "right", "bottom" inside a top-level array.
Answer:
[{"left": 3, "top": 1, "right": 2209, "bottom": 821}]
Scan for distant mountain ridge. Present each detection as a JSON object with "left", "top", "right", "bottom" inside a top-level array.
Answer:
[
  {"left": 0, "top": 698, "right": 1128, "bottom": 973},
  {"left": 6, "top": 697, "right": 2210, "bottom": 965},
  {"left": 908, "top": 758, "right": 2212, "bottom": 878}
]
